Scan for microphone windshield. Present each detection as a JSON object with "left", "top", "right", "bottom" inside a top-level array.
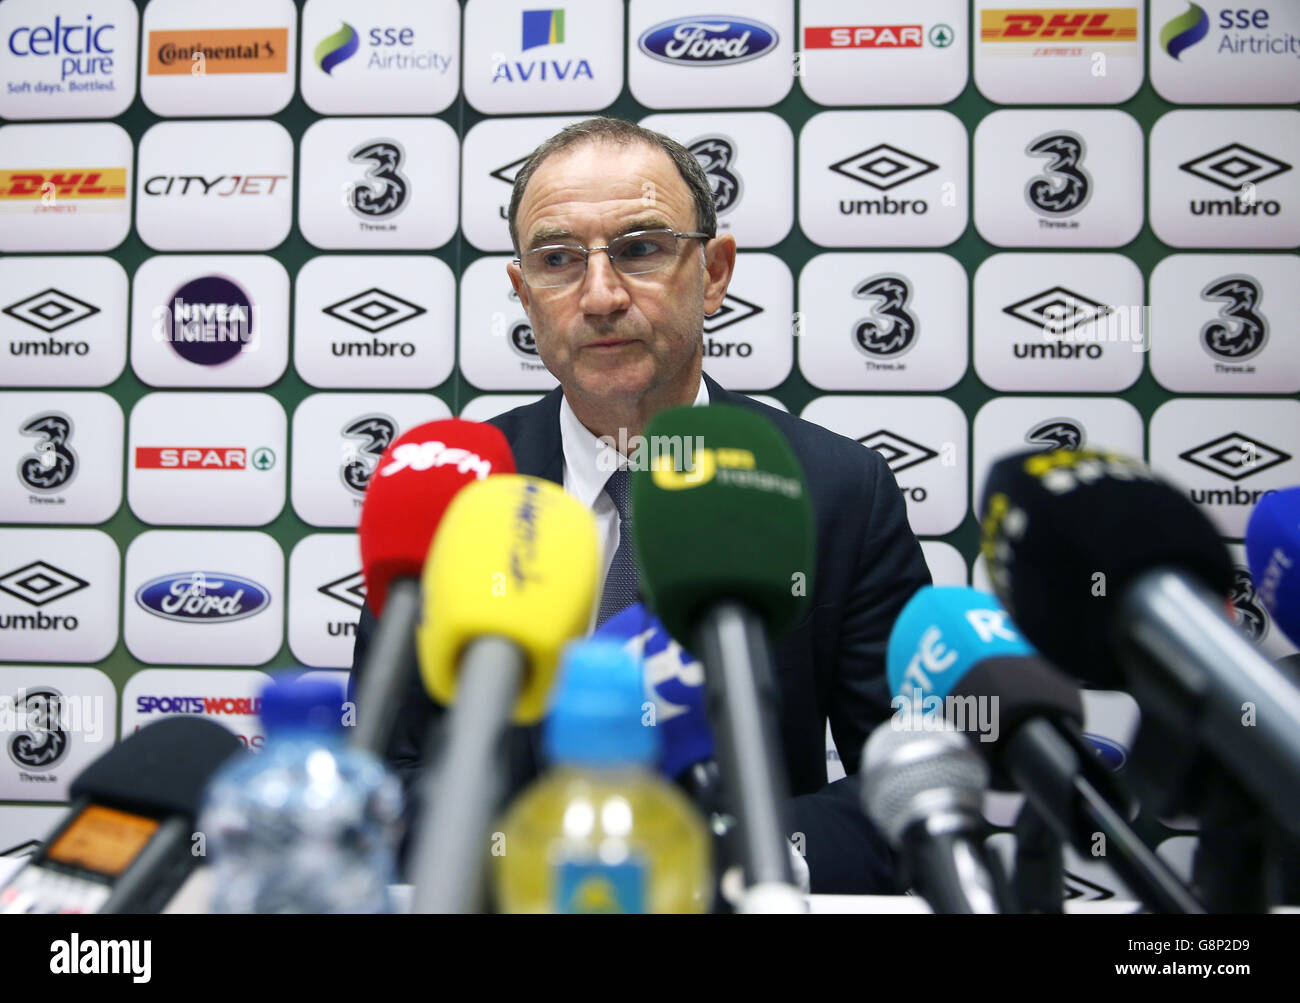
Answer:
[
  {"left": 979, "top": 448, "right": 1233, "bottom": 685},
  {"left": 359, "top": 419, "right": 515, "bottom": 616},
  {"left": 417, "top": 474, "right": 599, "bottom": 724},
  {"left": 629, "top": 404, "right": 814, "bottom": 645},
  {"left": 1246, "top": 486, "right": 1300, "bottom": 650},
  {"left": 72, "top": 717, "right": 244, "bottom": 819}
]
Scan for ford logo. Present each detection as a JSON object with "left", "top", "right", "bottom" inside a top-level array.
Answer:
[
  {"left": 638, "top": 16, "right": 778, "bottom": 66},
  {"left": 135, "top": 571, "right": 270, "bottom": 624},
  {"left": 1082, "top": 733, "right": 1128, "bottom": 772}
]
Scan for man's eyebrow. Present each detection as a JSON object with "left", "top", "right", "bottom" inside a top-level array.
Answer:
[{"left": 524, "top": 217, "right": 676, "bottom": 251}]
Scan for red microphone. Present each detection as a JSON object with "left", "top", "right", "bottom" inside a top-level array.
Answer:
[{"left": 352, "top": 419, "right": 516, "bottom": 756}]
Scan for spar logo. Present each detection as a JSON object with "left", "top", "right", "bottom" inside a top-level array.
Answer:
[
  {"left": 134, "top": 571, "right": 270, "bottom": 623},
  {"left": 979, "top": 9, "right": 1138, "bottom": 42},
  {"left": 803, "top": 25, "right": 924, "bottom": 49},
  {"left": 638, "top": 16, "right": 779, "bottom": 66},
  {"left": 134, "top": 447, "right": 275, "bottom": 470}
]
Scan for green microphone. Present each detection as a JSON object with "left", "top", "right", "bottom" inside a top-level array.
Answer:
[{"left": 630, "top": 403, "right": 815, "bottom": 911}]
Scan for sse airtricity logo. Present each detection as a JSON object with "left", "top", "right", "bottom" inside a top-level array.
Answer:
[
  {"left": 316, "top": 22, "right": 360, "bottom": 74},
  {"left": 135, "top": 571, "right": 270, "bottom": 623},
  {"left": 638, "top": 16, "right": 779, "bottom": 66},
  {"left": 1161, "top": 3, "right": 1210, "bottom": 59}
]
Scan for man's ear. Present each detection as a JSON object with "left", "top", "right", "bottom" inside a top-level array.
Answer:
[
  {"left": 506, "top": 260, "right": 532, "bottom": 312},
  {"left": 701, "top": 233, "right": 737, "bottom": 315}
]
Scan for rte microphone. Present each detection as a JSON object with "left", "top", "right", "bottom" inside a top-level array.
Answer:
[
  {"left": 1246, "top": 486, "right": 1300, "bottom": 650},
  {"left": 631, "top": 403, "right": 814, "bottom": 913},
  {"left": 981, "top": 448, "right": 1300, "bottom": 836},
  {"left": 861, "top": 722, "right": 1008, "bottom": 914},
  {"left": 1, "top": 717, "right": 243, "bottom": 914},
  {"left": 887, "top": 585, "right": 1204, "bottom": 914},
  {"left": 410, "top": 474, "right": 599, "bottom": 913},
  {"left": 352, "top": 419, "right": 515, "bottom": 758}
]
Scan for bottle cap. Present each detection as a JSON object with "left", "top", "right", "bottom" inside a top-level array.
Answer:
[
  {"left": 544, "top": 641, "right": 658, "bottom": 767},
  {"left": 260, "top": 674, "right": 346, "bottom": 735}
]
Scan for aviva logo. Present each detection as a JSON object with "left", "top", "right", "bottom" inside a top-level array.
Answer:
[
  {"left": 316, "top": 22, "right": 360, "bottom": 74},
  {"left": 522, "top": 9, "right": 565, "bottom": 50},
  {"left": 1161, "top": 3, "right": 1210, "bottom": 60}
]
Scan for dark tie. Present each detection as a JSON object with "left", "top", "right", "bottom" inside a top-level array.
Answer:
[{"left": 596, "top": 467, "right": 638, "bottom": 627}]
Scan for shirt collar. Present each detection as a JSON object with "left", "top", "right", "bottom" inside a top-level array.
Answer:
[{"left": 559, "top": 375, "right": 710, "bottom": 502}]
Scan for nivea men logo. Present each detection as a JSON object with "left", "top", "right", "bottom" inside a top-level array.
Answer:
[
  {"left": 851, "top": 275, "right": 917, "bottom": 364},
  {"left": 1082, "top": 733, "right": 1129, "bottom": 773},
  {"left": 18, "top": 412, "right": 77, "bottom": 494},
  {"left": 1026, "top": 418, "right": 1085, "bottom": 451},
  {"left": 158, "top": 276, "right": 253, "bottom": 366},
  {"left": 1228, "top": 566, "right": 1268, "bottom": 642},
  {"left": 638, "top": 16, "right": 779, "bottom": 66},
  {"left": 135, "top": 571, "right": 270, "bottom": 623},
  {"left": 689, "top": 136, "right": 741, "bottom": 215},
  {"left": 8, "top": 687, "right": 68, "bottom": 771},
  {"left": 1025, "top": 132, "right": 1091, "bottom": 224},
  {"left": 1180, "top": 432, "right": 1289, "bottom": 481},
  {"left": 1201, "top": 276, "right": 1267, "bottom": 366},
  {"left": 1181, "top": 143, "right": 1290, "bottom": 218},
  {"left": 341, "top": 414, "right": 397, "bottom": 497}
]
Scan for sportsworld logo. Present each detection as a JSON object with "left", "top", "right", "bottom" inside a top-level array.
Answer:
[
  {"left": 134, "top": 571, "right": 270, "bottom": 623},
  {"left": 638, "top": 16, "right": 778, "bottom": 66}
]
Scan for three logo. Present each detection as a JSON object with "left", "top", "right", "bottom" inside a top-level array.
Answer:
[
  {"left": 851, "top": 276, "right": 917, "bottom": 359},
  {"left": 18, "top": 413, "right": 77, "bottom": 493}
]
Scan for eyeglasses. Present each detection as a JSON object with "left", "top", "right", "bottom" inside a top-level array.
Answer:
[{"left": 514, "top": 228, "right": 711, "bottom": 289}]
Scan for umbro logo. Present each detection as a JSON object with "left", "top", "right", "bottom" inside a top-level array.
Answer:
[
  {"left": 490, "top": 155, "right": 530, "bottom": 187},
  {"left": 704, "top": 292, "right": 763, "bottom": 333},
  {"left": 1179, "top": 432, "right": 1290, "bottom": 481},
  {"left": 1179, "top": 144, "right": 1292, "bottom": 192},
  {"left": 0, "top": 561, "right": 89, "bottom": 607},
  {"left": 858, "top": 430, "right": 938, "bottom": 474},
  {"left": 3, "top": 288, "right": 100, "bottom": 333},
  {"left": 1003, "top": 287, "right": 1112, "bottom": 336},
  {"left": 829, "top": 144, "right": 938, "bottom": 191},
  {"left": 323, "top": 288, "right": 426, "bottom": 333},
  {"left": 318, "top": 570, "right": 367, "bottom": 611}
]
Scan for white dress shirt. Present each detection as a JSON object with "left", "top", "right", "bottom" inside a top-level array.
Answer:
[{"left": 558, "top": 377, "right": 710, "bottom": 633}]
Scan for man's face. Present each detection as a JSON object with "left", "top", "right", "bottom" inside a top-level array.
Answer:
[{"left": 507, "top": 140, "right": 734, "bottom": 408}]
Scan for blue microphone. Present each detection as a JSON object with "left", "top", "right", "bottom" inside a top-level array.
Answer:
[{"left": 1246, "top": 487, "right": 1300, "bottom": 651}]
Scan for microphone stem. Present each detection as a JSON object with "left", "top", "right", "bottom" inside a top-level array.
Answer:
[
  {"left": 694, "top": 601, "right": 798, "bottom": 896},
  {"left": 352, "top": 579, "right": 421, "bottom": 758},
  {"left": 411, "top": 636, "right": 525, "bottom": 914}
]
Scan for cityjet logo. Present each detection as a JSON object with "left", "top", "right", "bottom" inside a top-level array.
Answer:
[
  {"left": 134, "top": 571, "right": 271, "bottom": 623},
  {"left": 378, "top": 441, "right": 494, "bottom": 480},
  {"left": 1180, "top": 143, "right": 1291, "bottom": 217},
  {"left": 142, "top": 174, "right": 287, "bottom": 197},
  {"left": 638, "top": 16, "right": 779, "bottom": 66}
]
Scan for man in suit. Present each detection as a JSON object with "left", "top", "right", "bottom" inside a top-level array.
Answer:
[{"left": 351, "top": 117, "right": 931, "bottom": 894}]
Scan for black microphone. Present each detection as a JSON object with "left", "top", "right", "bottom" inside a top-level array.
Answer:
[
  {"left": 861, "top": 723, "right": 1009, "bottom": 914},
  {"left": 981, "top": 448, "right": 1300, "bottom": 837},
  {"left": 0, "top": 717, "right": 243, "bottom": 914}
]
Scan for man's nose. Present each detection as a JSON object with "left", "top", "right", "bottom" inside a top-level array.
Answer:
[{"left": 578, "top": 250, "right": 631, "bottom": 314}]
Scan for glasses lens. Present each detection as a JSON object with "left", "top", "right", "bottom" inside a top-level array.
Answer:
[
  {"left": 524, "top": 245, "right": 586, "bottom": 288},
  {"left": 610, "top": 231, "right": 678, "bottom": 275}
]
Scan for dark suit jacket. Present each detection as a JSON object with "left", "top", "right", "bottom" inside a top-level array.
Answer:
[{"left": 349, "top": 372, "right": 932, "bottom": 893}]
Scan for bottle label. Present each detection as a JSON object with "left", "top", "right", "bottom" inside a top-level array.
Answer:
[{"left": 555, "top": 857, "right": 647, "bottom": 914}]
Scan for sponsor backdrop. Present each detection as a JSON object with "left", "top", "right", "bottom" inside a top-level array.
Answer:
[{"left": 1, "top": 0, "right": 1297, "bottom": 899}]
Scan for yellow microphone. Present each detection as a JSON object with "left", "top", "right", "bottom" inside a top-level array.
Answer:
[{"left": 410, "top": 474, "right": 599, "bottom": 912}]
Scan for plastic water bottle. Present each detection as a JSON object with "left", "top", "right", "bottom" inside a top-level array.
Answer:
[
  {"left": 492, "top": 641, "right": 713, "bottom": 913},
  {"left": 199, "top": 676, "right": 403, "bottom": 913}
]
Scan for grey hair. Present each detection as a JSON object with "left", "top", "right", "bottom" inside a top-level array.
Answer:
[{"left": 506, "top": 116, "right": 717, "bottom": 255}]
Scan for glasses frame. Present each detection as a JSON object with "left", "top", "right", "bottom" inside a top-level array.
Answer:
[{"left": 512, "top": 228, "right": 713, "bottom": 289}]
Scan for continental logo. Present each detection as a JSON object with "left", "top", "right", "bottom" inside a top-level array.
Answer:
[
  {"left": 148, "top": 28, "right": 289, "bottom": 75},
  {"left": 651, "top": 448, "right": 802, "bottom": 498},
  {"left": 980, "top": 9, "right": 1138, "bottom": 41},
  {"left": 0, "top": 169, "right": 128, "bottom": 201}
]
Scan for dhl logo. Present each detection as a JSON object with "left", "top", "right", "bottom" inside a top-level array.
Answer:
[
  {"left": 0, "top": 169, "right": 128, "bottom": 199},
  {"left": 980, "top": 9, "right": 1138, "bottom": 41}
]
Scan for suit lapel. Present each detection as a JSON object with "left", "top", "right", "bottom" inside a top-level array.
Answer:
[{"left": 505, "top": 387, "right": 565, "bottom": 485}]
